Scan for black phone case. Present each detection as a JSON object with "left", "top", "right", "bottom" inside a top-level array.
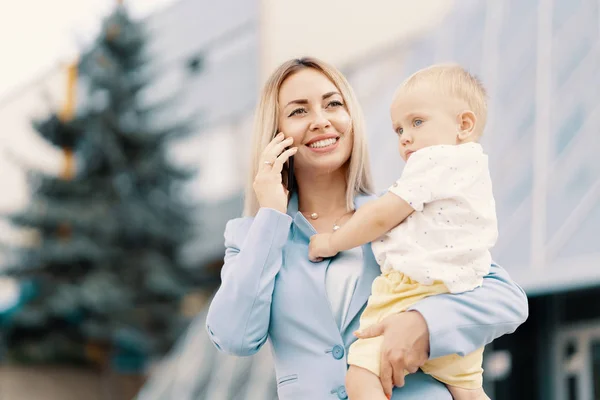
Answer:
[{"left": 286, "top": 156, "right": 295, "bottom": 194}]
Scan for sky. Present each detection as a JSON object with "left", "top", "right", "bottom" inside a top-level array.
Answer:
[{"left": 0, "top": 0, "right": 178, "bottom": 102}]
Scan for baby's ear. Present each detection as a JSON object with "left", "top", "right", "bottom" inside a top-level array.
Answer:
[{"left": 456, "top": 110, "right": 477, "bottom": 141}]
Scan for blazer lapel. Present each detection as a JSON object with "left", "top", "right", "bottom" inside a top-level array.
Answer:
[
  {"left": 287, "top": 193, "right": 342, "bottom": 336},
  {"left": 288, "top": 191, "right": 382, "bottom": 333},
  {"left": 341, "top": 193, "right": 381, "bottom": 332},
  {"left": 341, "top": 243, "right": 379, "bottom": 332}
]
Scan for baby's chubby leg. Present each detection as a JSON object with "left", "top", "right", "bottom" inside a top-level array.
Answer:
[
  {"left": 448, "top": 386, "right": 490, "bottom": 400},
  {"left": 346, "top": 365, "right": 389, "bottom": 400}
]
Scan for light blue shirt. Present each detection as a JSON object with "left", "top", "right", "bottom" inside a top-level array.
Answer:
[{"left": 206, "top": 193, "right": 528, "bottom": 400}]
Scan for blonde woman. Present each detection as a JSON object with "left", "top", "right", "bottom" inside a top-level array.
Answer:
[{"left": 206, "top": 57, "right": 527, "bottom": 400}]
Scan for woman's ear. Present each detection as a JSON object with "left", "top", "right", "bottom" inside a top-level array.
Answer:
[{"left": 456, "top": 111, "right": 477, "bottom": 141}]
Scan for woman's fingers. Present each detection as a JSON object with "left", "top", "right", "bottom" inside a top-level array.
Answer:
[
  {"left": 380, "top": 357, "right": 395, "bottom": 398},
  {"left": 263, "top": 132, "right": 285, "bottom": 154},
  {"left": 262, "top": 135, "right": 294, "bottom": 166},
  {"left": 271, "top": 147, "right": 297, "bottom": 172},
  {"left": 271, "top": 137, "right": 294, "bottom": 160}
]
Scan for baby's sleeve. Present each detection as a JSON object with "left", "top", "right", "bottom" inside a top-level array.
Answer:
[{"left": 388, "top": 145, "right": 485, "bottom": 211}]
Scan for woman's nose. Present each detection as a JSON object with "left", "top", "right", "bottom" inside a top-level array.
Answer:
[{"left": 309, "top": 110, "right": 331, "bottom": 131}]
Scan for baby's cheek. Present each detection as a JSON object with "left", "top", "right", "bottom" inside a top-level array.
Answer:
[{"left": 398, "top": 143, "right": 405, "bottom": 158}]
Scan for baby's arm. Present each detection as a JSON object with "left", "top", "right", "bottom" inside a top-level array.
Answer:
[
  {"left": 308, "top": 193, "right": 413, "bottom": 261},
  {"left": 330, "top": 192, "right": 415, "bottom": 252},
  {"left": 309, "top": 146, "right": 472, "bottom": 260}
]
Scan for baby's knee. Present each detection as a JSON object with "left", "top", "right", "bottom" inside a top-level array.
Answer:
[
  {"left": 344, "top": 367, "right": 360, "bottom": 394},
  {"left": 447, "top": 386, "right": 489, "bottom": 400},
  {"left": 346, "top": 365, "right": 387, "bottom": 400}
]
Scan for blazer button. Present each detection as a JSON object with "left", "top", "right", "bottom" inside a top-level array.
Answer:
[
  {"left": 336, "top": 386, "right": 348, "bottom": 399},
  {"left": 332, "top": 345, "right": 345, "bottom": 360}
]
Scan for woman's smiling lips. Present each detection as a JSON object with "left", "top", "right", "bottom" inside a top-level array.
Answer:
[{"left": 305, "top": 134, "right": 340, "bottom": 153}]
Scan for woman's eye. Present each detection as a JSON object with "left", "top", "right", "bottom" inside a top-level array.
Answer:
[
  {"left": 289, "top": 108, "right": 307, "bottom": 117},
  {"left": 413, "top": 119, "right": 423, "bottom": 127},
  {"left": 328, "top": 100, "right": 344, "bottom": 108}
]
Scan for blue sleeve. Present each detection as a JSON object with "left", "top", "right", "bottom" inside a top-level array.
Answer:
[
  {"left": 205, "top": 208, "right": 292, "bottom": 356},
  {"left": 408, "top": 263, "right": 528, "bottom": 359}
]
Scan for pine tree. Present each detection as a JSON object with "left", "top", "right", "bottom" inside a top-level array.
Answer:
[{"left": 2, "top": 4, "right": 206, "bottom": 369}]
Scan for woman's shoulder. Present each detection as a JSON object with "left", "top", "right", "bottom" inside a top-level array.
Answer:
[{"left": 225, "top": 208, "right": 294, "bottom": 245}]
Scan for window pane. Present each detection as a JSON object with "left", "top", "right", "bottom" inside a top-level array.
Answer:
[
  {"left": 568, "top": 376, "right": 578, "bottom": 400},
  {"left": 592, "top": 341, "right": 600, "bottom": 400}
]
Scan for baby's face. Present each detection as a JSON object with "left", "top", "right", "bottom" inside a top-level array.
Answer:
[{"left": 390, "top": 83, "right": 465, "bottom": 162}]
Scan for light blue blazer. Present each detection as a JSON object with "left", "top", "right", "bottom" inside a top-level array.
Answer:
[{"left": 206, "top": 193, "right": 528, "bottom": 399}]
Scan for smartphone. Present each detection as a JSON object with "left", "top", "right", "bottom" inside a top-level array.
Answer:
[
  {"left": 285, "top": 156, "right": 295, "bottom": 194},
  {"left": 276, "top": 131, "right": 295, "bottom": 194}
]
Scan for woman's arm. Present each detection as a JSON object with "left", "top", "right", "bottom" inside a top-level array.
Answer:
[
  {"left": 408, "top": 263, "right": 528, "bottom": 359},
  {"left": 357, "top": 263, "right": 527, "bottom": 395},
  {"left": 205, "top": 208, "right": 292, "bottom": 357}
]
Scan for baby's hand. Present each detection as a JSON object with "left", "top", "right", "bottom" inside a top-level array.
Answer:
[{"left": 308, "top": 233, "right": 337, "bottom": 262}]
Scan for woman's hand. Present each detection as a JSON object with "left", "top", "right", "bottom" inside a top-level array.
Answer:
[
  {"left": 354, "top": 311, "right": 430, "bottom": 398},
  {"left": 253, "top": 132, "right": 297, "bottom": 214}
]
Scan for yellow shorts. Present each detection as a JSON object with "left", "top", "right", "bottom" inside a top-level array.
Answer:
[{"left": 347, "top": 271, "right": 484, "bottom": 389}]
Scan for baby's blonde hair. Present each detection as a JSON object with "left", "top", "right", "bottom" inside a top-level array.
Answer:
[{"left": 400, "top": 63, "right": 488, "bottom": 136}]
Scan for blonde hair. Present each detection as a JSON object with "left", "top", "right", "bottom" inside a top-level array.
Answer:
[
  {"left": 243, "top": 57, "right": 374, "bottom": 216},
  {"left": 400, "top": 63, "right": 488, "bottom": 135}
]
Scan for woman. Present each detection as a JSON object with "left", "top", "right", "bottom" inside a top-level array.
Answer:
[{"left": 206, "top": 57, "right": 528, "bottom": 399}]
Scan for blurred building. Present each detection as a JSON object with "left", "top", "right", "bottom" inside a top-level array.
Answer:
[
  {"left": 140, "top": 0, "right": 259, "bottom": 269},
  {"left": 144, "top": 0, "right": 600, "bottom": 399},
  {"left": 1, "top": 0, "right": 599, "bottom": 399},
  {"left": 323, "top": 1, "right": 599, "bottom": 399}
]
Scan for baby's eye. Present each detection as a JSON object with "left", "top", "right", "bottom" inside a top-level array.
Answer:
[
  {"left": 396, "top": 127, "right": 403, "bottom": 135},
  {"left": 413, "top": 119, "right": 424, "bottom": 127}
]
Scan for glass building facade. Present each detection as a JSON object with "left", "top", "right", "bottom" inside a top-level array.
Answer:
[{"left": 104, "top": 0, "right": 600, "bottom": 398}]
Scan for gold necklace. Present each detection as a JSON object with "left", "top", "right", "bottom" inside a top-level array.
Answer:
[{"left": 301, "top": 210, "right": 353, "bottom": 232}]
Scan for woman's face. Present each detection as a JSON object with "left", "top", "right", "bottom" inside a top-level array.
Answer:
[{"left": 277, "top": 68, "right": 353, "bottom": 176}]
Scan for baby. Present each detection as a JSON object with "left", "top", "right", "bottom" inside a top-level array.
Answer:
[{"left": 309, "top": 64, "right": 497, "bottom": 400}]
